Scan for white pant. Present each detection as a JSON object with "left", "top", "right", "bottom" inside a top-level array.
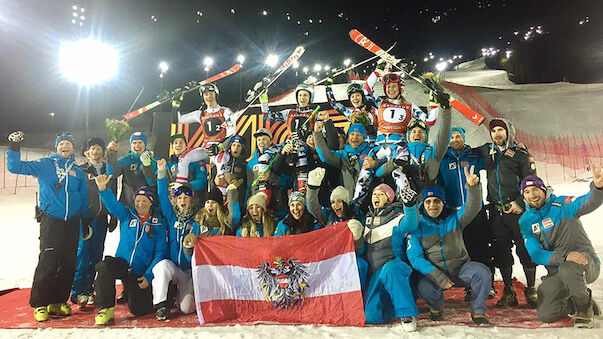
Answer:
[
  {"left": 176, "top": 147, "right": 209, "bottom": 183},
  {"left": 151, "top": 259, "right": 195, "bottom": 314}
]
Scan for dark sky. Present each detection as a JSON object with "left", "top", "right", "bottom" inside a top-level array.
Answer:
[{"left": 0, "top": 0, "right": 599, "bottom": 135}]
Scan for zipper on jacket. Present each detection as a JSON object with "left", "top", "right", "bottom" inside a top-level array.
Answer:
[
  {"left": 64, "top": 161, "right": 69, "bottom": 221},
  {"left": 129, "top": 216, "right": 145, "bottom": 267},
  {"left": 495, "top": 157, "right": 503, "bottom": 205},
  {"left": 455, "top": 154, "right": 465, "bottom": 205}
]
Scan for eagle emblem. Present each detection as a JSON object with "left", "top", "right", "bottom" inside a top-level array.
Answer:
[{"left": 256, "top": 257, "right": 309, "bottom": 310}]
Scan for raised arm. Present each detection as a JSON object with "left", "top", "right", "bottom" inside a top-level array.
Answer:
[
  {"left": 313, "top": 131, "right": 343, "bottom": 168},
  {"left": 156, "top": 159, "right": 177, "bottom": 222},
  {"left": 95, "top": 175, "right": 129, "bottom": 221},
  {"left": 563, "top": 167, "right": 603, "bottom": 218},
  {"left": 306, "top": 168, "right": 329, "bottom": 226},
  {"left": 226, "top": 184, "right": 241, "bottom": 231},
  {"left": 457, "top": 165, "right": 482, "bottom": 228}
]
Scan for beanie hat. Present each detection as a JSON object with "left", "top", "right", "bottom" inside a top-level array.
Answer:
[
  {"left": 451, "top": 127, "right": 466, "bottom": 141},
  {"left": 289, "top": 191, "right": 306, "bottom": 206},
  {"left": 347, "top": 123, "right": 367, "bottom": 139},
  {"left": 521, "top": 175, "right": 547, "bottom": 194},
  {"left": 247, "top": 192, "right": 268, "bottom": 211},
  {"left": 55, "top": 133, "right": 75, "bottom": 148},
  {"left": 134, "top": 186, "right": 156, "bottom": 204},
  {"left": 330, "top": 186, "right": 351, "bottom": 204},
  {"left": 170, "top": 133, "right": 187, "bottom": 145},
  {"left": 230, "top": 135, "right": 246, "bottom": 148},
  {"left": 86, "top": 137, "right": 106, "bottom": 150},
  {"left": 374, "top": 183, "right": 395, "bottom": 203},
  {"left": 130, "top": 132, "right": 147, "bottom": 145},
  {"left": 488, "top": 119, "right": 508, "bottom": 134},
  {"left": 204, "top": 189, "right": 224, "bottom": 206},
  {"left": 422, "top": 186, "right": 446, "bottom": 203}
]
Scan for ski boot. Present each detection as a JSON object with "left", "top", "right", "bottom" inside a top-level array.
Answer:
[
  {"left": 156, "top": 306, "right": 169, "bottom": 321},
  {"left": 33, "top": 306, "right": 49, "bottom": 322},
  {"left": 95, "top": 307, "right": 115, "bottom": 326},
  {"left": 400, "top": 316, "right": 417, "bottom": 332},
  {"left": 471, "top": 312, "right": 492, "bottom": 326},
  {"left": 429, "top": 307, "right": 444, "bottom": 321},
  {"left": 488, "top": 285, "right": 497, "bottom": 299},
  {"left": 524, "top": 286, "right": 538, "bottom": 309},
  {"left": 47, "top": 303, "right": 72, "bottom": 316},
  {"left": 496, "top": 286, "right": 518, "bottom": 307}
]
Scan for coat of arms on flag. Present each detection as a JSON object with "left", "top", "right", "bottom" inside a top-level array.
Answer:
[
  {"left": 257, "top": 257, "right": 309, "bottom": 309},
  {"left": 191, "top": 222, "right": 365, "bottom": 326}
]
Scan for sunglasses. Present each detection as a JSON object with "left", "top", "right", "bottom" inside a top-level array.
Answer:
[{"left": 174, "top": 186, "right": 194, "bottom": 197}]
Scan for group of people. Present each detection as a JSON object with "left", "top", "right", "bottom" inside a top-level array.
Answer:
[{"left": 6, "top": 61, "right": 602, "bottom": 331}]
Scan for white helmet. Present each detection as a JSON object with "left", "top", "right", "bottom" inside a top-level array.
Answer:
[
  {"left": 199, "top": 83, "right": 219, "bottom": 96},
  {"left": 295, "top": 83, "right": 314, "bottom": 104}
]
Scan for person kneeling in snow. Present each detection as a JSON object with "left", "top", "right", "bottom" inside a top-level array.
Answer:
[
  {"left": 92, "top": 175, "right": 168, "bottom": 326},
  {"left": 406, "top": 166, "right": 492, "bottom": 326},
  {"left": 361, "top": 183, "right": 419, "bottom": 331},
  {"left": 519, "top": 170, "right": 603, "bottom": 328}
]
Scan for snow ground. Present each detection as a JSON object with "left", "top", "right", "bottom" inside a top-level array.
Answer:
[{"left": 1, "top": 163, "right": 603, "bottom": 337}]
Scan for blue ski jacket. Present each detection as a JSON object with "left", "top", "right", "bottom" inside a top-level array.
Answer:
[{"left": 437, "top": 146, "right": 485, "bottom": 208}]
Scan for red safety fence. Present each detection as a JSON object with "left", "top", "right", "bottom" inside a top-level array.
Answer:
[{"left": 443, "top": 81, "right": 603, "bottom": 183}]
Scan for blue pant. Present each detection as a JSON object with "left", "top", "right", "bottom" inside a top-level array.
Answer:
[
  {"left": 70, "top": 217, "right": 108, "bottom": 302},
  {"left": 357, "top": 256, "right": 368, "bottom": 289},
  {"left": 364, "top": 259, "right": 418, "bottom": 324},
  {"left": 417, "top": 261, "right": 491, "bottom": 314}
]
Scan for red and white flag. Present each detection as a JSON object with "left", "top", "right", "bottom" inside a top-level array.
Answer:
[{"left": 191, "top": 222, "right": 365, "bottom": 326}]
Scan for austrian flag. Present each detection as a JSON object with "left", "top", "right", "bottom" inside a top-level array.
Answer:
[{"left": 191, "top": 223, "right": 365, "bottom": 326}]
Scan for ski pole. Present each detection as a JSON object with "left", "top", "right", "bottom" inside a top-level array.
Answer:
[
  {"left": 301, "top": 105, "right": 321, "bottom": 130},
  {"left": 251, "top": 154, "right": 279, "bottom": 187}
]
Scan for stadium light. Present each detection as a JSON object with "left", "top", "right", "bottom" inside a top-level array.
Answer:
[
  {"left": 435, "top": 62, "right": 448, "bottom": 72},
  {"left": 59, "top": 39, "right": 118, "bottom": 86},
  {"left": 313, "top": 64, "right": 321, "bottom": 72},
  {"left": 292, "top": 60, "right": 299, "bottom": 69},
  {"left": 237, "top": 54, "right": 245, "bottom": 64},
  {"left": 265, "top": 54, "right": 279, "bottom": 67},
  {"left": 343, "top": 58, "right": 351, "bottom": 67},
  {"left": 303, "top": 66, "right": 309, "bottom": 74},
  {"left": 203, "top": 56, "right": 213, "bottom": 67},
  {"left": 159, "top": 61, "right": 169, "bottom": 73}
]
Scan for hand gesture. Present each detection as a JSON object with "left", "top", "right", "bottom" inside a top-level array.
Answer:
[
  {"left": 258, "top": 169, "right": 270, "bottom": 182},
  {"left": 308, "top": 167, "right": 326, "bottom": 186},
  {"left": 157, "top": 158, "right": 167, "bottom": 172},
  {"left": 314, "top": 120, "right": 324, "bottom": 133},
  {"left": 137, "top": 277, "right": 149, "bottom": 289},
  {"left": 362, "top": 157, "right": 375, "bottom": 170},
  {"left": 140, "top": 150, "right": 154, "bottom": 166},
  {"left": 317, "top": 110, "right": 329, "bottom": 121},
  {"left": 566, "top": 251, "right": 588, "bottom": 265},
  {"left": 464, "top": 165, "right": 479, "bottom": 186},
  {"left": 94, "top": 174, "right": 112, "bottom": 191},
  {"left": 107, "top": 141, "right": 119, "bottom": 152},
  {"left": 214, "top": 174, "right": 227, "bottom": 187},
  {"left": 281, "top": 143, "right": 294, "bottom": 155},
  {"left": 443, "top": 280, "right": 454, "bottom": 289},
  {"left": 592, "top": 164, "right": 603, "bottom": 189},
  {"left": 183, "top": 233, "right": 198, "bottom": 249},
  {"left": 507, "top": 201, "right": 523, "bottom": 214}
]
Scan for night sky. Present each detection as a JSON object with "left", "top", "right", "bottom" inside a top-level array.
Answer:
[{"left": 0, "top": 0, "right": 599, "bottom": 135}]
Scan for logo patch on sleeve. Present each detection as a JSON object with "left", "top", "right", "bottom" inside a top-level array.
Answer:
[
  {"left": 551, "top": 202, "right": 562, "bottom": 207},
  {"left": 128, "top": 220, "right": 137, "bottom": 228},
  {"left": 449, "top": 162, "right": 457, "bottom": 170},
  {"left": 531, "top": 223, "right": 541, "bottom": 234},
  {"left": 151, "top": 217, "right": 158, "bottom": 224},
  {"left": 542, "top": 218, "right": 554, "bottom": 229}
]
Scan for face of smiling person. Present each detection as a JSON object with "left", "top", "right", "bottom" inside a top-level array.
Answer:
[
  {"left": 86, "top": 145, "right": 104, "bottom": 163},
  {"left": 203, "top": 91, "right": 217, "bottom": 106},
  {"left": 56, "top": 140, "right": 74, "bottom": 158},
  {"left": 256, "top": 135, "right": 272, "bottom": 151},
  {"left": 289, "top": 201, "right": 305, "bottom": 220},
  {"left": 350, "top": 92, "right": 364, "bottom": 108},
  {"left": 449, "top": 131, "right": 465, "bottom": 151},
  {"left": 134, "top": 195, "right": 152, "bottom": 215},
  {"left": 423, "top": 197, "right": 444, "bottom": 218},
  {"left": 385, "top": 82, "right": 401, "bottom": 99},
  {"left": 331, "top": 199, "right": 345, "bottom": 218},
  {"left": 248, "top": 204, "right": 264, "bottom": 223},
  {"left": 372, "top": 190, "right": 389, "bottom": 209},
  {"left": 347, "top": 132, "right": 365, "bottom": 149},
  {"left": 409, "top": 127, "right": 426, "bottom": 143},
  {"left": 131, "top": 140, "right": 145, "bottom": 154},
  {"left": 171, "top": 138, "right": 187, "bottom": 156},
  {"left": 523, "top": 186, "right": 546, "bottom": 209},
  {"left": 490, "top": 126, "right": 507, "bottom": 146},
  {"left": 297, "top": 90, "right": 311, "bottom": 107}
]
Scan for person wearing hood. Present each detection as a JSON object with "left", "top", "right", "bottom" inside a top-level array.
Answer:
[
  {"left": 406, "top": 167, "right": 492, "bottom": 326},
  {"left": 71, "top": 137, "right": 118, "bottom": 308},
  {"left": 6, "top": 131, "right": 89, "bottom": 322},
  {"left": 92, "top": 176, "right": 168, "bottom": 326},
  {"left": 313, "top": 123, "right": 371, "bottom": 198},
  {"left": 106, "top": 132, "right": 157, "bottom": 206},
  {"left": 476, "top": 118, "right": 538, "bottom": 308},
  {"left": 151, "top": 158, "right": 202, "bottom": 320},
  {"left": 378, "top": 96, "right": 452, "bottom": 193},
  {"left": 236, "top": 192, "right": 277, "bottom": 237},
  {"left": 519, "top": 172, "right": 603, "bottom": 327},
  {"left": 360, "top": 183, "right": 420, "bottom": 331},
  {"left": 273, "top": 192, "right": 321, "bottom": 236}
]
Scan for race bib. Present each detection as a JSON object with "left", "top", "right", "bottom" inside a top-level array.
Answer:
[{"left": 382, "top": 107, "right": 408, "bottom": 123}]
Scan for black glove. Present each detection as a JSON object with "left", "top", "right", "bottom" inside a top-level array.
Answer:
[
  {"left": 81, "top": 218, "right": 93, "bottom": 241},
  {"left": 107, "top": 216, "right": 118, "bottom": 232},
  {"left": 207, "top": 144, "right": 220, "bottom": 157},
  {"left": 401, "top": 188, "right": 418, "bottom": 207},
  {"left": 436, "top": 91, "right": 451, "bottom": 109}
]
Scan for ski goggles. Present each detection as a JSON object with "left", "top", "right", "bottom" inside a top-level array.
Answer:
[
  {"left": 408, "top": 120, "right": 426, "bottom": 130},
  {"left": 382, "top": 73, "right": 403, "bottom": 84},
  {"left": 174, "top": 185, "right": 194, "bottom": 197}
]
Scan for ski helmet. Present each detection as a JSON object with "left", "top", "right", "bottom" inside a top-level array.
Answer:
[
  {"left": 381, "top": 73, "right": 404, "bottom": 97},
  {"left": 295, "top": 83, "right": 314, "bottom": 105},
  {"left": 199, "top": 83, "right": 219, "bottom": 96},
  {"left": 346, "top": 83, "right": 366, "bottom": 105}
]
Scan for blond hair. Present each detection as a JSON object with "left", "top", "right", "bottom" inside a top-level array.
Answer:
[
  {"left": 239, "top": 212, "right": 274, "bottom": 237},
  {"left": 195, "top": 205, "right": 231, "bottom": 235}
]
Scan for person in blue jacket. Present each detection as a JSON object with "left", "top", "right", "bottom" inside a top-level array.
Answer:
[
  {"left": 151, "top": 158, "right": 201, "bottom": 320},
  {"left": 406, "top": 166, "right": 492, "bottom": 326},
  {"left": 7, "top": 131, "right": 89, "bottom": 322},
  {"left": 92, "top": 175, "right": 168, "bottom": 326},
  {"left": 519, "top": 172, "right": 603, "bottom": 327},
  {"left": 360, "top": 183, "right": 419, "bottom": 332},
  {"left": 274, "top": 192, "right": 321, "bottom": 236},
  {"left": 70, "top": 137, "right": 117, "bottom": 308}
]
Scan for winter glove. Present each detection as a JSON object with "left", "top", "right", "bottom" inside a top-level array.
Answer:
[
  {"left": 183, "top": 233, "right": 198, "bottom": 249},
  {"left": 8, "top": 131, "right": 24, "bottom": 152},
  {"left": 435, "top": 91, "right": 451, "bottom": 109},
  {"left": 290, "top": 131, "right": 299, "bottom": 145},
  {"left": 308, "top": 167, "right": 326, "bottom": 186},
  {"left": 376, "top": 58, "right": 387, "bottom": 72},
  {"left": 81, "top": 218, "right": 93, "bottom": 241},
  {"left": 347, "top": 219, "right": 364, "bottom": 242},
  {"left": 259, "top": 91, "right": 269, "bottom": 104},
  {"left": 140, "top": 150, "right": 154, "bottom": 166},
  {"left": 207, "top": 144, "right": 220, "bottom": 157},
  {"left": 107, "top": 216, "right": 118, "bottom": 232},
  {"left": 326, "top": 77, "right": 334, "bottom": 85},
  {"left": 226, "top": 183, "right": 238, "bottom": 191},
  {"left": 400, "top": 188, "right": 418, "bottom": 207},
  {"left": 171, "top": 94, "right": 184, "bottom": 108}
]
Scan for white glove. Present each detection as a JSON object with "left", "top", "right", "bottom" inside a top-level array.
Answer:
[
  {"left": 308, "top": 167, "right": 326, "bottom": 186},
  {"left": 8, "top": 131, "right": 24, "bottom": 142},
  {"left": 347, "top": 219, "right": 364, "bottom": 242},
  {"left": 140, "top": 150, "right": 154, "bottom": 166}
]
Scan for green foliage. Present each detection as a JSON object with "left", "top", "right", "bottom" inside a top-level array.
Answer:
[{"left": 105, "top": 119, "right": 131, "bottom": 142}]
